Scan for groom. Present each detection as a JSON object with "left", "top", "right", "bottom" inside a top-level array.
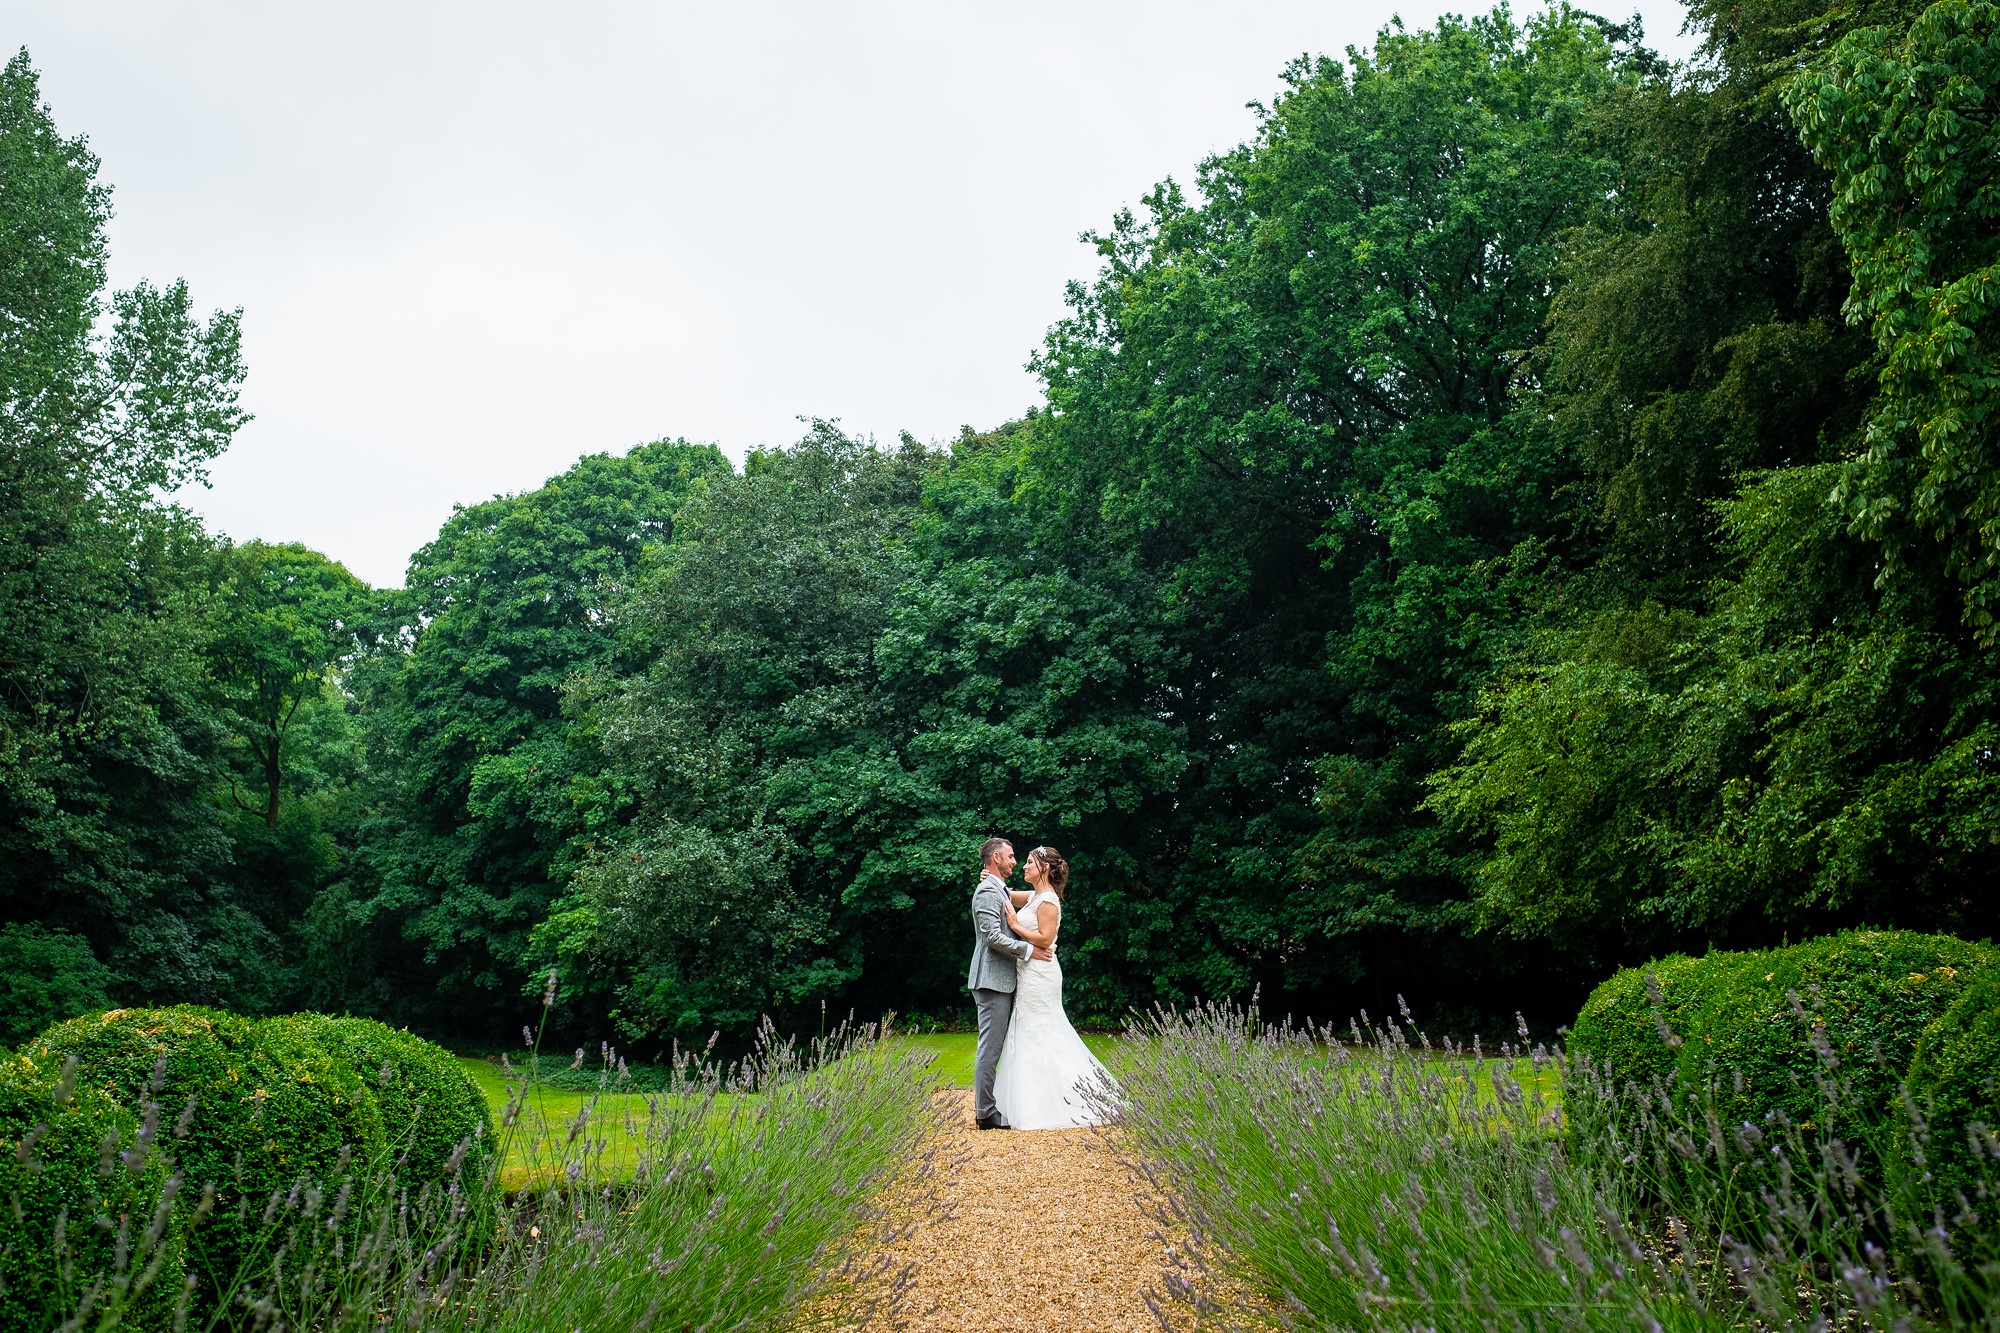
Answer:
[{"left": 967, "top": 836, "right": 1052, "bottom": 1130}]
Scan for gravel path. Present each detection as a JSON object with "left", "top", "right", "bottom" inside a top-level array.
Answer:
[{"left": 873, "top": 1088, "right": 1170, "bottom": 1332}]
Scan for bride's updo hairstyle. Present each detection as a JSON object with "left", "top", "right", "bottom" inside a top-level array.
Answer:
[{"left": 1028, "top": 846, "right": 1070, "bottom": 900}]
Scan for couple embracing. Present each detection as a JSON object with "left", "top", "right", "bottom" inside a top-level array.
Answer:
[{"left": 965, "top": 837, "right": 1117, "bottom": 1130}]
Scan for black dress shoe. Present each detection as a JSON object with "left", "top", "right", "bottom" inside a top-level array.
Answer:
[{"left": 974, "top": 1116, "right": 1010, "bottom": 1131}]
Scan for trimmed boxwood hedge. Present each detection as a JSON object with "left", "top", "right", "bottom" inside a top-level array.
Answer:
[
  {"left": 1907, "top": 966, "right": 2000, "bottom": 1199},
  {"left": 22, "top": 1007, "right": 385, "bottom": 1302},
  {"left": 279, "top": 1013, "right": 492, "bottom": 1188},
  {"left": 1560, "top": 951, "right": 1715, "bottom": 1099},
  {"left": 0, "top": 1050, "right": 185, "bottom": 1333},
  {"left": 1, "top": 1007, "right": 491, "bottom": 1330},
  {"left": 1570, "top": 930, "right": 1996, "bottom": 1140}
]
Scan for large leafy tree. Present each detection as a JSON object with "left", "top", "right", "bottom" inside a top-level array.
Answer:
[
  {"left": 1435, "top": 0, "right": 2000, "bottom": 960},
  {"left": 1790, "top": 0, "right": 2000, "bottom": 637},
  {"left": 1434, "top": 464, "right": 2000, "bottom": 948},
  {"left": 1019, "top": 10, "right": 1643, "bottom": 1011},
  {"left": 206, "top": 541, "right": 371, "bottom": 831},
  {"left": 0, "top": 50, "right": 250, "bottom": 998},
  {"left": 567, "top": 419, "right": 1193, "bottom": 1034},
  {"left": 11, "top": 0, "right": 1993, "bottom": 1042},
  {"left": 193, "top": 541, "right": 376, "bottom": 1010},
  {"left": 568, "top": 425, "right": 938, "bottom": 1034},
  {"left": 360, "top": 438, "right": 727, "bottom": 1023},
  {"left": 1536, "top": 34, "right": 1873, "bottom": 578},
  {"left": 870, "top": 420, "right": 1190, "bottom": 1019}
]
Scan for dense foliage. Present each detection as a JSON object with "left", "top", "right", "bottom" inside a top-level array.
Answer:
[
  {"left": 0, "top": 1050, "right": 180, "bottom": 1332},
  {"left": 0, "top": 49, "right": 251, "bottom": 1006},
  {"left": 1568, "top": 930, "right": 1996, "bottom": 1133},
  {"left": 1907, "top": 965, "right": 2000, "bottom": 1196},
  {"left": 345, "top": 435, "right": 728, "bottom": 1021},
  {"left": 2, "top": 0, "right": 1997, "bottom": 1047}
]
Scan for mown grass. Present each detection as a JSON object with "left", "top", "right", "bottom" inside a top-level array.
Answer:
[
  {"left": 1108, "top": 1003, "right": 2000, "bottom": 1332},
  {"left": 894, "top": 1032, "right": 1123, "bottom": 1087},
  {"left": 456, "top": 1055, "right": 715, "bottom": 1184}
]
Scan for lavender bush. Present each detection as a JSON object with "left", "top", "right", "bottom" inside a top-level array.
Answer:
[{"left": 1104, "top": 1000, "right": 2000, "bottom": 1332}]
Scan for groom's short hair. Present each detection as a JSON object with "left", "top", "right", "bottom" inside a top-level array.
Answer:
[{"left": 979, "top": 837, "right": 1012, "bottom": 867}]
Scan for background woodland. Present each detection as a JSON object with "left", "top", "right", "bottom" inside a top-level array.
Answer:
[{"left": 3, "top": 0, "right": 1996, "bottom": 1049}]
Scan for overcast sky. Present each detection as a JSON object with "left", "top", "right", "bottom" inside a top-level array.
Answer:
[{"left": 15, "top": 1, "right": 1698, "bottom": 587}]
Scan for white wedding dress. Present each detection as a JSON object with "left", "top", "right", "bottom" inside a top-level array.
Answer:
[{"left": 992, "top": 889, "right": 1118, "bottom": 1129}]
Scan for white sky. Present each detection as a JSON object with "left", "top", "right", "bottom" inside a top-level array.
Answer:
[{"left": 14, "top": 1, "right": 1697, "bottom": 587}]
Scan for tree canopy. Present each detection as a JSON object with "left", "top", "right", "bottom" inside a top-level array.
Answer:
[
  {"left": 0, "top": 49, "right": 250, "bottom": 1002},
  {"left": 3, "top": 0, "right": 1996, "bottom": 1043}
]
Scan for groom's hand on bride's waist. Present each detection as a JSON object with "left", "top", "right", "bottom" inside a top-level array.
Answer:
[{"left": 1031, "top": 945, "right": 1054, "bottom": 961}]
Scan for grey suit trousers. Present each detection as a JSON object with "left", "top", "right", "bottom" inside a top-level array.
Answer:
[{"left": 972, "top": 986, "right": 1015, "bottom": 1124}]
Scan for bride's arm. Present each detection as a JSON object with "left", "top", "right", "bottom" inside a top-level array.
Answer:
[
  {"left": 1008, "top": 890, "right": 1031, "bottom": 908},
  {"left": 1002, "top": 899, "right": 1059, "bottom": 948}
]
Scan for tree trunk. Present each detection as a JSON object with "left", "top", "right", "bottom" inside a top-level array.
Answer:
[{"left": 263, "top": 735, "right": 282, "bottom": 830}]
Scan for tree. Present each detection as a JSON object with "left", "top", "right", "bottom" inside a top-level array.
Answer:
[
  {"left": 358, "top": 438, "right": 728, "bottom": 1026},
  {"left": 1433, "top": 0, "right": 2000, "bottom": 960},
  {"left": 870, "top": 419, "right": 1192, "bottom": 1019},
  {"left": 0, "top": 923, "right": 116, "bottom": 1045},
  {"left": 206, "top": 542, "right": 371, "bottom": 830},
  {"left": 0, "top": 49, "right": 249, "bottom": 999},
  {"left": 1536, "top": 44, "right": 1872, "bottom": 579},
  {"left": 1789, "top": 0, "right": 2000, "bottom": 639},
  {"left": 570, "top": 424, "right": 937, "bottom": 1035},
  {"left": 12, "top": 0, "right": 1993, "bottom": 1038},
  {"left": 1019, "top": 9, "right": 1644, "bottom": 1012}
]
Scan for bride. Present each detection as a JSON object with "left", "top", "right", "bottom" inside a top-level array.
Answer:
[{"left": 991, "top": 845, "right": 1118, "bottom": 1129}]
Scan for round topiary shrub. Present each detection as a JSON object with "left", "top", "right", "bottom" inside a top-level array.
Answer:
[
  {"left": 0, "top": 1050, "right": 186, "bottom": 1333},
  {"left": 279, "top": 1014, "right": 493, "bottom": 1190},
  {"left": 23, "top": 1007, "right": 386, "bottom": 1303},
  {"left": 1685, "top": 931, "right": 1991, "bottom": 1134},
  {"left": 1906, "top": 967, "right": 2000, "bottom": 1201},
  {"left": 1567, "top": 950, "right": 1714, "bottom": 1094},
  {"left": 1569, "top": 930, "right": 1995, "bottom": 1136}
]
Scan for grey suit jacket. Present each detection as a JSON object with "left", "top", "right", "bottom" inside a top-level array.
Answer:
[{"left": 967, "top": 871, "right": 1032, "bottom": 993}]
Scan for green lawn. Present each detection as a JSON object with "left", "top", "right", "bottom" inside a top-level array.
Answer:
[
  {"left": 457, "top": 1038, "right": 1543, "bottom": 1182},
  {"left": 894, "top": 1032, "right": 1124, "bottom": 1087},
  {"left": 457, "top": 1056, "right": 674, "bottom": 1184},
  {"left": 458, "top": 1036, "right": 1129, "bottom": 1117},
  {"left": 458, "top": 1033, "right": 1149, "bottom": 1181},
  {"left": 890, "top": 1035, "right": 1551, "bottom": 1102}
]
